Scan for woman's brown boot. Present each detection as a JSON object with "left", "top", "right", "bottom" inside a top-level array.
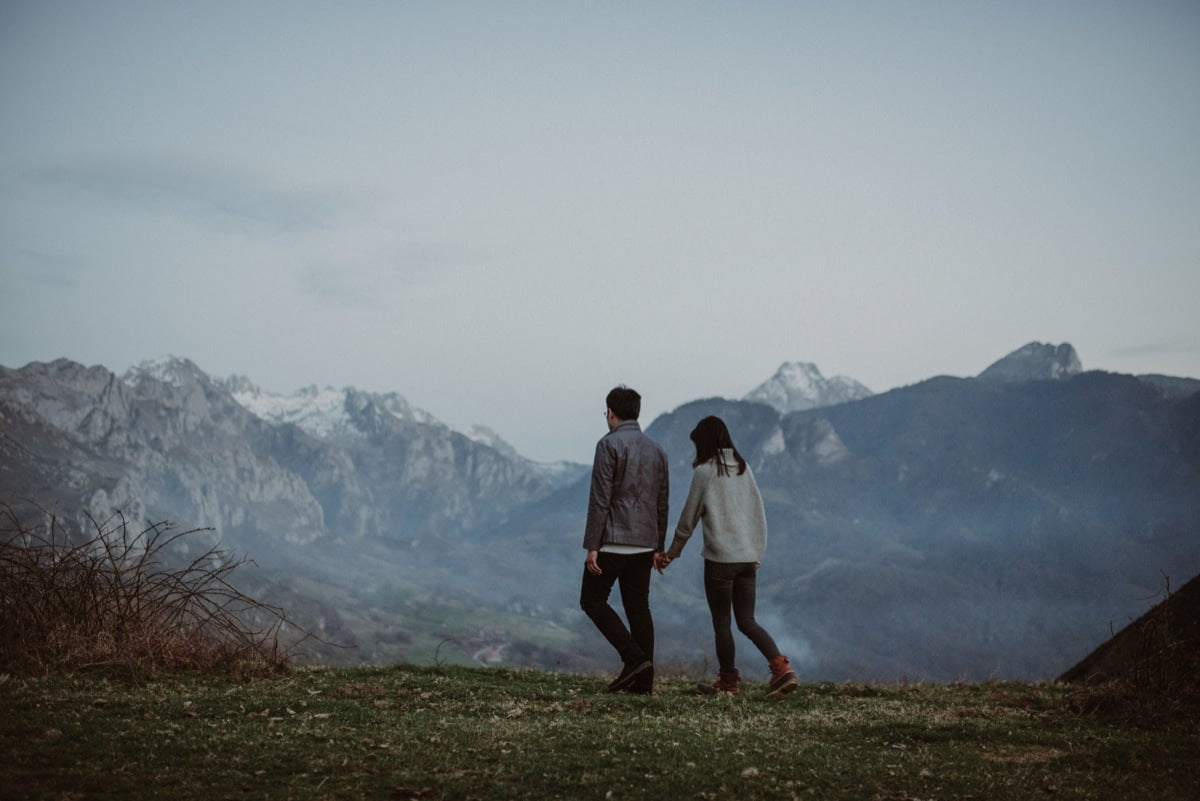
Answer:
[
  {"left": 765, "top": 656, "right": 798, "bottom": 700},
  {"left": 696, "top": 670, "right": 740, "bottom": 695}
]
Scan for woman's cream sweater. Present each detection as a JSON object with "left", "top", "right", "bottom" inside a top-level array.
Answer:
[{"left": 666, "top": 449, "right": 768, "bottom": 563}]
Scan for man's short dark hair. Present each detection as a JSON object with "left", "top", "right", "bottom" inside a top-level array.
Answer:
[{"left": 606, "top": 386, "right": 641, "bottom": 421}]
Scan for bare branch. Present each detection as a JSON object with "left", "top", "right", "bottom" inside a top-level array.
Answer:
[{"left": 0, "top": 505, "right": 325, "bottom": 678}]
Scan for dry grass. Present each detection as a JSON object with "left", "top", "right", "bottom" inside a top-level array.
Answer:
[
  {"left": 0, "top": 503, "right": 307, "bottom": 678},
  {"left": 3, "top": 666, "right": 1198, "bottom": 801}
]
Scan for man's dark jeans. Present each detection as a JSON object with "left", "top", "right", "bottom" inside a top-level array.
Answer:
[
  {"left": 580, "top": 551, "right": 655, "bottom": 665},
  {"left": 704, "top": 559, "right": 781, "bottom": 673}
]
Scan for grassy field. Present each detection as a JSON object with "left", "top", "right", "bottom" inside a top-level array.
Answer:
[{"left": 2, "top": 665, "right": 1196, "bottom": 801}]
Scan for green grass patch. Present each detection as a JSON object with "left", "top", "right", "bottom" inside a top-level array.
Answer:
[{"left": 2, "top": 666, "right": 1196, "bottom": 800}]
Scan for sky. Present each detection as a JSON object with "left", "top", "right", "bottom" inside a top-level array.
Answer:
[{"left": 2, "top": 1, "right": 1198, "bottom": 463}]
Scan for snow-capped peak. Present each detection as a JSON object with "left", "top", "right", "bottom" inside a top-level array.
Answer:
[
  {"left": 224, "top": 374, "right": 261, "bottom": 396},
  {"left": 369, "top": 391, "right": 438, "bottom": 427},
  {"left": 744, "top": 362, "right": 873, "bottom": 414},
  {"left": 230, "top": 381, "right": 351, "bottom": 438},
  {"left": 462, "top": 424, "right": 520, "bottom": 459},
  {"left": 227, "top": 378, "right": 442, "bottom": 439},
  {"left": 123, "top": 356, "right": 208, "bottom": 389}
]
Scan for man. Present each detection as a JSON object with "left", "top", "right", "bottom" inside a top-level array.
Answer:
[{"left": 579, "top": 385, "right": 669, "bottom": 694}]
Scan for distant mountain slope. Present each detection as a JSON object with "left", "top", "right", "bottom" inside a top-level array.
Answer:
[
  {"left": 750, "top": 371, "right": 1200, "bottom": 680},
  {"left": 1136, "top": 374, "right": 1200, "bottom": 400}
]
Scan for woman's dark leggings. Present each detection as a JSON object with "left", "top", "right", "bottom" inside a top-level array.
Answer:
[{"left": 704, "top": 560, "right": 781, "bottom": 673}]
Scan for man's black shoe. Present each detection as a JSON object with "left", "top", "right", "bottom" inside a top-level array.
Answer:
[
  {"left": 606, "top": 659, "right": 652, "bottom": 692},
  {"left": 625, "top": 664, "right": 654, "bottom": 695}
]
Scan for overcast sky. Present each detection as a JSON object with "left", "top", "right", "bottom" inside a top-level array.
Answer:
[{"left": 2, "top": 1, "right": 1198, "bottom": 462}]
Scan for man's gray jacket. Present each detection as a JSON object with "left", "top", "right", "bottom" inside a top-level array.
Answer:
[{"left": 582, "top": 420, "right": 669, "bottom": 552}]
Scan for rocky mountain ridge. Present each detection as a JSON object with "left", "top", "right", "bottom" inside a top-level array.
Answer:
[
  {"left": 223, "top": 369, "right": 585, "bottom": 487},
  {"left": 0, "top": 356, "right": 576, "bottom": 551},
  {"left": 977, "top": 341, "right": 1082, "bottom": 383}
]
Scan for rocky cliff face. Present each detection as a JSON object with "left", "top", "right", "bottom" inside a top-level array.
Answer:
[
  {"left": 1, "top": 358, "right": 326, "bottom": 546},
  {"left": 0, "top": 357, "right": 578, "bottom": 551},
  {"left": 977, "top": 342, "right": 1082, "bottom": 383},
  {"left": 226, "top": 375, "right": 586, "bottom": 543}
]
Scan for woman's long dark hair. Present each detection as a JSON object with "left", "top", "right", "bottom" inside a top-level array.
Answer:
[{"left": 689, "top": 415, "right": 747, "bottom": 476}]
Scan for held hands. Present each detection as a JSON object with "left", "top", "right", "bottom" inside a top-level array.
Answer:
[{"left": 588, "top": 549, "right": 673, "bottom": 575}]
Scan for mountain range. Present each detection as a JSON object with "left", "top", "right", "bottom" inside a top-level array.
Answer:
[
  {"left": 1, "top": 357, "right": 580, "bottom": 550},
  {"left": 2, "top": 342, "right": 1198, "bottom": 680}
]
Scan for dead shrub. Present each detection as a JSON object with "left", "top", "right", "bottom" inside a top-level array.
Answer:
[{"left": 0, "top": 503, "right": 310, "bottom": 678}]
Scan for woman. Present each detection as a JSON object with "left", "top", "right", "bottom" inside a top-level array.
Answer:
[{"left": 657, "top": 415, "right": 798, "bottom": 699}]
